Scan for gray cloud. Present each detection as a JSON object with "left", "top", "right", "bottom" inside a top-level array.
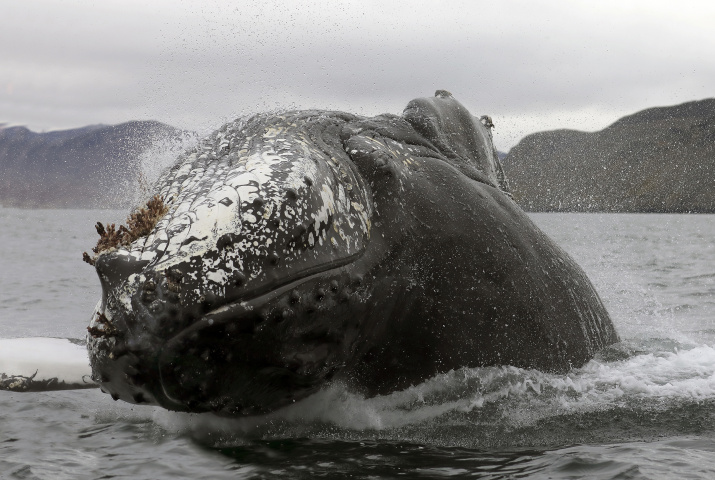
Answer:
[{"left": 1, "top": 0, "right": 713, "bottom": 150}]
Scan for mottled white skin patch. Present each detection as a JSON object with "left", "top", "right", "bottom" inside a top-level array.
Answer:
[{"left": 93, "top": 111, "right": 373, "bottom": 317}]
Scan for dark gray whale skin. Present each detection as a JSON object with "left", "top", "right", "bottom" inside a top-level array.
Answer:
[{"left": 87, "top": 92, "right": 619, "bottom": 415}]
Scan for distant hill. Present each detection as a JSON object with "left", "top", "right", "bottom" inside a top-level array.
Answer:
[
  {"left": 5, "top": 101, "right": 714, "bottom": 212},
  {"left": 502, "top": 99, "right": 715, "bottom": 212},
  {"left": 0, "top": 121, "right": 195, "bottom": 209}
]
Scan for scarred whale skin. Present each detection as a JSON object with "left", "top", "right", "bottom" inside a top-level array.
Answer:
[{"left": 86, "top": 92, "right": 619, "bottom": 415}]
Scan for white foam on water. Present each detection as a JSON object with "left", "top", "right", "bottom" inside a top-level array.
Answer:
[
  {"left": 0, "top": 337, "right": 91, "bottom": 384},
  {"left": 575, "top": 345, "right": 715, "bottom": 401},
  {"left": 280, "top": 345, "right": 715, "bottom": 429}
]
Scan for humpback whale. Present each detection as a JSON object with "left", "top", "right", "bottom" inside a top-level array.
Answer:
[{"left": 84, "top": 92, "right": 619, "bottom": 415}]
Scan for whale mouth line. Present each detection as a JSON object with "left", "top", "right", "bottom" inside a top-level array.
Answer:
[{"left": 180, "top": 248, "right": 367, "bottom": 329}]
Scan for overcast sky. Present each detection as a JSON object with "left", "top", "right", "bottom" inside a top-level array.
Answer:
[{"left": 2, "top": 0, "right": 714, "bottom": 151}]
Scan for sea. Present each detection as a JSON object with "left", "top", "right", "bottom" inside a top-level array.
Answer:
[{"left": 1, "top": 207, "right": 714, "bottom": 479}]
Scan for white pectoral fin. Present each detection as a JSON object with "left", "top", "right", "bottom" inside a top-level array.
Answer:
[{"left": 0, "top": 338, "right": 95, "bottom": 391}]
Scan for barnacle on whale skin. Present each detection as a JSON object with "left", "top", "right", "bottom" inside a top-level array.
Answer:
[{"left": 82, "top": 195, "right": 169, "bottom": 265}]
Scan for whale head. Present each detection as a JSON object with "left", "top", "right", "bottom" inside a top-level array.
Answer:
[{"left": 87, "top": 112, "right": 374, "bottom": 414}]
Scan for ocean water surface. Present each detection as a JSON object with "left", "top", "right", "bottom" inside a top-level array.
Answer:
[{"left": 1, "top": 207, "right": 714, "bottom": 479}]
